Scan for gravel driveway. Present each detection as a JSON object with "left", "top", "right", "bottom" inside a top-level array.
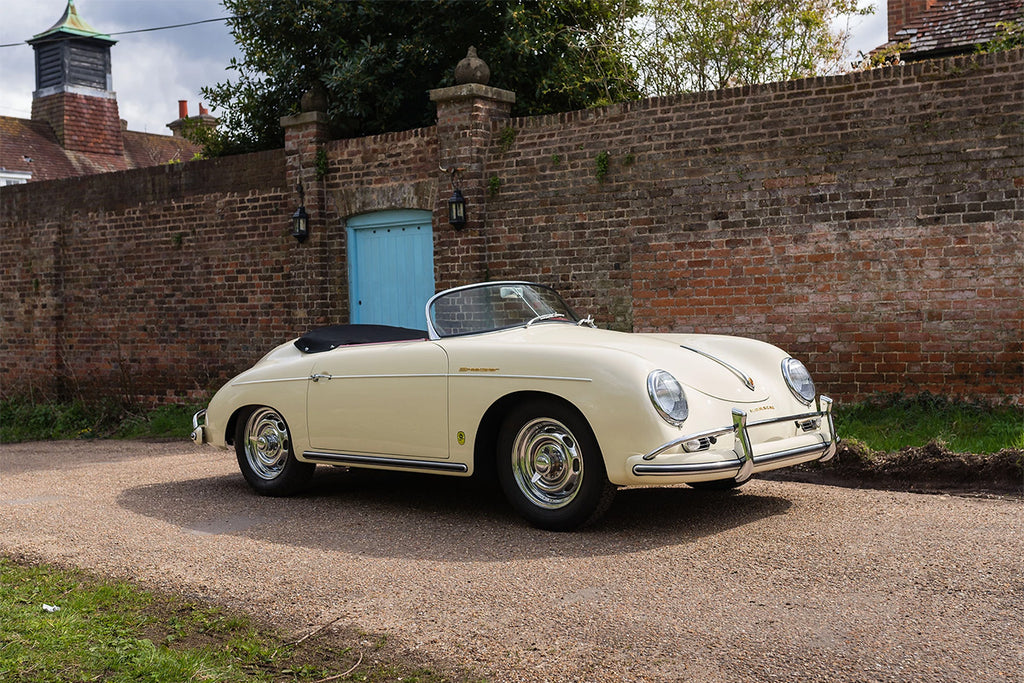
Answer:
[{"left": 1, "top": 440, "right": 1021, "bottom": 682}]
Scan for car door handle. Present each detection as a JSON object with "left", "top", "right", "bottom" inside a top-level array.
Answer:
[{"left": 310, "top": 373, "right": 332, "bottom": 382}]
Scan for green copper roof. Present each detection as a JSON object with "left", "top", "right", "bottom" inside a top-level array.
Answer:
[{"left": 31, "top": 0, "right": 115, "bottom": 43}]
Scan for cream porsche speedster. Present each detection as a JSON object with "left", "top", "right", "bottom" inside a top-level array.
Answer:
[{"left": 192, "top": 281, "right": 837, "bottom": 531}]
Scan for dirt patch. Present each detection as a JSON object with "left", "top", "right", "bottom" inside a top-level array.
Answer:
[{"left": 763, "top": 441, "right": 1024, "bottom": 497}]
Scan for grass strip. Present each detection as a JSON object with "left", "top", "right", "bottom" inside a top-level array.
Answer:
[{"left": 0, "top": 556, "right": 461, "bottom": 682}]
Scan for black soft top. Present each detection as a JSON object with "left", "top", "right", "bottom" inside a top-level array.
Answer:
[{"left": 294, "top": 324, "right": 427, "bottom": 353}]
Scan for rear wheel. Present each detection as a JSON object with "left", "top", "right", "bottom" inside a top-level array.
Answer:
[
  {"left": 497, "top": 399, "right": 615, "bottom": 531},
  {"left": 234, "top": 407, "right": 314, "bottom": 496}
]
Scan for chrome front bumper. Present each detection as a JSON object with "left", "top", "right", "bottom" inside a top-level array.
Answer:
[
  {"left": 632, "top": 396, "right": 837, "bottom": 481},
  {"left": 190, "top": 409, "right": 207, "bottom": 445}
]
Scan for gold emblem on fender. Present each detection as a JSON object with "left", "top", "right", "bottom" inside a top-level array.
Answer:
[
  {"left": 749, "top": 404, "right": 776, "bottom": 413},
  {"left": 459, "top": 367, "right": 499, "bottom": 372}
]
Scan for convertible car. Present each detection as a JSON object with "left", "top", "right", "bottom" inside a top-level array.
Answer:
[{"left": 192, "top": 281, "right": 836, "bottom": 531}]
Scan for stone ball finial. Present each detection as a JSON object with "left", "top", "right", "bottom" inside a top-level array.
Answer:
[
  {"left": 454, "top": 47, "right": 490, "bottom": 85},
  {"left": 300, "top": 83, "right": 328, "bottom": 113}
]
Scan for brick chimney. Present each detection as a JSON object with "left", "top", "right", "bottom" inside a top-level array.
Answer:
[
  {"left": 27, "top": 0, "right": 124, "bottom": 156},
  {"left": 888, "top": 0, "right": 939, "bottom": 41},
  {"left": 167, "top": 101, "right": 219, "bottom": 138}
]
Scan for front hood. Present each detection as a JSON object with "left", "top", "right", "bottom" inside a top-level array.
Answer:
[{"left": 517, "top": 325, "right": 781, "bottom": 403}]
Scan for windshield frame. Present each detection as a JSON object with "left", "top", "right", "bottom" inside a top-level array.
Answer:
[{"left": 425, "top": 281, "right": 580, "bottom": 340}]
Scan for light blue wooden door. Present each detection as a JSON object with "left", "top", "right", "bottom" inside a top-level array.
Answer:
[{"left": 347, "top": 210, "right": 434, "bottom": 330}]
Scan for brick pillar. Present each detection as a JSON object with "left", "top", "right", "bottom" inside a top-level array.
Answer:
[
  {"left": 280, "top": 109, "right": 331, "bottom": 325},
  {"left": 428, "top": 82, "right": 515, "bottom": 286},
  {"left": 281, "top": 110, "right": 330, "bottom": 223}
]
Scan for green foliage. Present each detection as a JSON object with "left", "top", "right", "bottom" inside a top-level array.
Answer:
[
  {"left": 488, "top": 174, "right": 503, "bottom": 195},
  {"left": 197, "top": 0, "right": 874, "bottom": 154},
  {"left": 621, "top": 0, "right": 873, "bottom": 94},
  {"left": 0, "top": 399, "right": 110, "bottom": 442},
  {"left": 0, "top": 399, "right": 201, "bottom": 443},
  {"left": 203, "top": 0, "right": 643, "bottom": 154},
  {"left": 114, "top": 404, "right": 203, "bottom": 440},
  {"left": 315, "top": 148, "right": 329, "bottom": 179},
  {"left": 594, "top": 150, "right": 611, "bottom": 181},
  {"left": 977, "top": 20, "right": 1024, "bottom": 54},
  {"left": 499, "top": 126, "right": 518, "bottom": 153},
  {"left": 835, "top": 393, "right": 1024, "bottom": 455}
]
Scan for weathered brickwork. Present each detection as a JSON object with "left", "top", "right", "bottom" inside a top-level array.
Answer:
[
  {"left": 1, "top": 49, "right": 1021, "bottom": 406},
  {"left": 31, "top": 91, "right": 124, "bottom": 156},
  {"left": 473, "top": 51, "right": 1023, "bottom": 401}
]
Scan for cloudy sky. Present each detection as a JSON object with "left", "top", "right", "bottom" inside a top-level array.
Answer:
[
  {"left": 0, "top": 0, "right": 889, "bottom": 137},
  {"left": 0, "top": 0, "right": 239, "bottom": 134}
]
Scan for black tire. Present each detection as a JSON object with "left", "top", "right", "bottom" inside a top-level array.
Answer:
[
  {"left": 496, "top": 398, "right": 615, "bottom": 531},
  {"left": 234, "top": 406, "right": 314, "bottom": 496},
  {"left": 688, "top": 478, "right": 746, "bottom": 491}
]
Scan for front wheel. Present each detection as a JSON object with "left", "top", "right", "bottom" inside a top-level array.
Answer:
[
  {"left": 234, "top": 407, "right": 314, "bottom": 496},
  {"left": 497, "top": 399, "right": 615, "bottom": 531}
]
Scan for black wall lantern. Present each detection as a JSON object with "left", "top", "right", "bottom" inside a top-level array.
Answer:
[
  {"left": 446, "top": 167, "right": 467, "bottom": 230},
  {"left": 291, "top": 181, "right": 309, "bottom": 242}
]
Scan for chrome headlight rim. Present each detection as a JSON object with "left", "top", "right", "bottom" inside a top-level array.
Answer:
[
  {"left": 647, "top": 369, "right": 689, "bottom": 426},
  {"left": 782, "top": 358, "right": 816, "bottom": 405}
]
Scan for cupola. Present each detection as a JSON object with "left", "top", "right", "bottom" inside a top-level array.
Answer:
[{"left": 28, "top": 0, "right": 124, "bottom": 155}]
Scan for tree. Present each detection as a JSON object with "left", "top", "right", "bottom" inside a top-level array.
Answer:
[
  {"left": 198, "top": 0, "right": 871, "bottom": 155},
  {"left": 200, "top": 0, "right": 642, "bottom": 153},
  {"left": 624, "top": 0, "right": 873, "bottom": 95}
]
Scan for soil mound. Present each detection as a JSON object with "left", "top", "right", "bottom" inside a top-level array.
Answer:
[{"left": 764, "top": 440, "right": 1024, "bottom": 496}]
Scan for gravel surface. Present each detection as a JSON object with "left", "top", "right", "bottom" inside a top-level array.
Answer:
[{"left": 2, "top": 440, "right": 1022, "bottom": 682}]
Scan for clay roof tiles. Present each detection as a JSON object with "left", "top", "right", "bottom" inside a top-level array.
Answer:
[
  {"left": 0, "top": 115, "right": 200, "bottom": 183},
  {"left": 883, "top": 0, "right": 1024, "bottom": 58}
]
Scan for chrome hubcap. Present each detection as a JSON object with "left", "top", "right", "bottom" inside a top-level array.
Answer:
[
  {"left": 244, "top": 408, "right": 290, "bottom": 481},
  {"left": 511, "top": 418, "right": 583, "bottom": 509}
]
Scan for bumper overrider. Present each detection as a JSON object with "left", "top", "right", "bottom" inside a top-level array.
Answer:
[
  {"left": 633, "top": 396, "right": 837, "bottom": 482},
  {"left": 190, "top": 409, "right": 207, "bottom": 445}
]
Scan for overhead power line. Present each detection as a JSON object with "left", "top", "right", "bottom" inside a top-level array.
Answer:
[{"left": 0, "top": 16, "right": 235, "bottom": 49}]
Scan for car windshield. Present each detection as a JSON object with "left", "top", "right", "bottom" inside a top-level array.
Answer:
[{"left": 427, "top": 282, "right": 580, "bottom": 338}]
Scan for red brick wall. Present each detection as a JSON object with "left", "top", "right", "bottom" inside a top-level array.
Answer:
[
  {"left": 458, "top": 50, "right": 1024, "bottom": 402},
  {"left": 31, "top": 92, "right": 124, "bottom": 156},
  {"left": 1, "top": 49, "right": 1021, "bottom": 406}
]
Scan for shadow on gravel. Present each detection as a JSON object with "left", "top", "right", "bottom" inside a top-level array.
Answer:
[{"left": 118, "top": 467, "right": 791, "bottom": 561}]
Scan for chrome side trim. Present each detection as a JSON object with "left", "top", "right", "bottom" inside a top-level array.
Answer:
[
  {"left": 451, "top": 373, "right": 592, "bottom": 383},
  {"left": 308, "top": 373, "right": 447, "bottom": 381},
  {"left": 232, "top": 376, "right": 314, "bottom": 386},
  {"left": 679, "top": 344, "right": 756, "bottom": 391},
  {"left": 302, "top": 372, "right": 590, "bottom": 383},
  {"left": 302, "top": 451, "right": 468, "bottom": 473}
]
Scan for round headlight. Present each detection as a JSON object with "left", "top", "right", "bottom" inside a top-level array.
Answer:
[
  {"left": 782, "top": 358, "right": 816, "bottom": 404},
  {"left": 648, "top": 370, "right": 688, "bottom": 425}
]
